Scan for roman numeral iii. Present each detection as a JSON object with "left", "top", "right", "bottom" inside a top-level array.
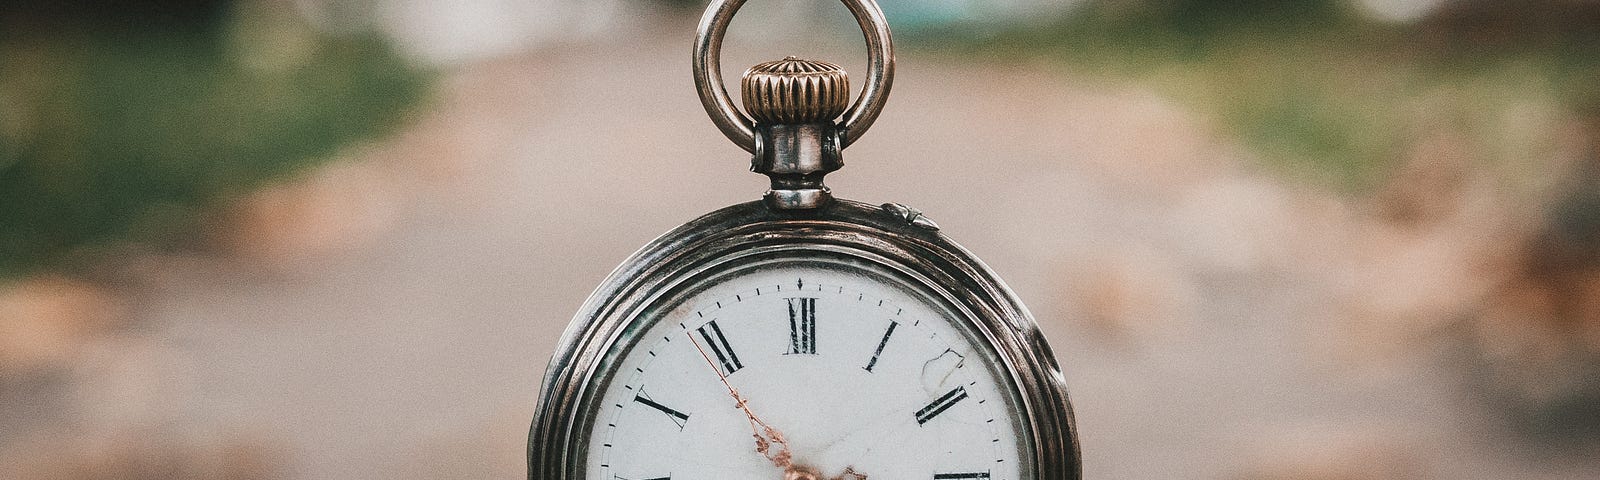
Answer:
[{"left": 786, "top": 297, "right": 817, "bottom": 355}]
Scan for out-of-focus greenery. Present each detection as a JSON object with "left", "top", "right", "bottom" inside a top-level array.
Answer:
[
  {"left": 0, "top": 1, "right": 430, "bottom": 279},
  {"left": 935, "top": 0, "right": 1600, "bottom": 190}
]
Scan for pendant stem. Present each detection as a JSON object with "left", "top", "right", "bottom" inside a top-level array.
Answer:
[{"left": 756, "top": 123, "right": 842, "bottom": 210}]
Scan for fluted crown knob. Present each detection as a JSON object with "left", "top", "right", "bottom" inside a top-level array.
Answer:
[{"left": 741, "top": 56, "right": 850, "bottom": 125}]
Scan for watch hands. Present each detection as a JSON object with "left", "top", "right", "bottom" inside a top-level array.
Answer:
[
  {"left": 784, "top": 466, "right": 868, "bottom": 480},
  {"left": 689, "top": 332, "right": 794, "bottom": 469},
  {"left": 688, "top": 333, "right": 870, "bottom": 480}
]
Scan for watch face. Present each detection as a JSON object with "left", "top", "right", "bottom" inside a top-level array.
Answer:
[{"left": 582, "top": 256, "right": 1032, "bottom": 480}]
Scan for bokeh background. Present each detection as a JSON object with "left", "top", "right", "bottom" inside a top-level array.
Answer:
[{"left": 3, "top": 0, "right": 1599, "bottom": 478}]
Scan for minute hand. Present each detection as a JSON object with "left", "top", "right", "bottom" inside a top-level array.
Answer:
[{"left": 688, "top": 332, "right": 795, "bottom": 470}]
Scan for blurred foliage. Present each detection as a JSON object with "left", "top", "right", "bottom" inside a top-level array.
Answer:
[
  {"left": 935, "top": 0, "right": 1600, "bottom": 190},
  {"left": 0, "top": 1, "right": 430, "bottom": 279}
]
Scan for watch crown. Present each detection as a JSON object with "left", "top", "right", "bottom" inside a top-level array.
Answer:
[{"left": 741, "top": 57, "right": 850, "bottom": 125}]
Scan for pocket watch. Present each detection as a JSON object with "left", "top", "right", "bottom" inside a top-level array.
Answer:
[{"left": 528, "top": 1, "right": 1081, "bottom": 479}]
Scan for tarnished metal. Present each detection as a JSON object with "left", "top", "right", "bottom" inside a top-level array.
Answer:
[
  {"left": 693, "top": 0, "right": 894, "bottom": 155},
  {"left": 528, "top": 200, "right": 1082, "bottom": 480},
  {"left": 881, "top": 202, "right": 940, "bottom": 230},
  {"left": 742, "top": 57, "right": 851, "bottom": 125},
  {"left": 531, "top": 1, "right": 1079, "bottom": 479},
  {"left": 753, "top": 122, "right": 842, "bottom": 210},
  {"left": 741, "top": 58, "right": 850, "bottom": 209}
]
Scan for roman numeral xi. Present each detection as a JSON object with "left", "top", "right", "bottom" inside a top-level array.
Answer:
[{"left": 695, "top": 320, "right": 743, "bottom": 375}]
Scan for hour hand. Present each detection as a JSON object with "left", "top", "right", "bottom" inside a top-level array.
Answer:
[{"left": 783, "top": 465, "right": 866, "bottom": 480}]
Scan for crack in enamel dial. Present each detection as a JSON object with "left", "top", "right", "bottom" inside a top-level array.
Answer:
[{"left": 586, "top": 260, "right": 1028, "bottom": 480}]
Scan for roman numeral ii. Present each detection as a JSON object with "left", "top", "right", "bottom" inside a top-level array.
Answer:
[{"left": 915, "top": 386, "right": 969, "bottom": 425}]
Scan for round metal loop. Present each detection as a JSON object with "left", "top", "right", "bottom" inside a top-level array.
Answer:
[{"left": 693, "top": 0, "right": 895, "bottom": 154}]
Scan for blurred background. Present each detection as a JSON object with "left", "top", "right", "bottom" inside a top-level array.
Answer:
[{"left": 2, "top": 0, "right": 1598, "bottom": 478}]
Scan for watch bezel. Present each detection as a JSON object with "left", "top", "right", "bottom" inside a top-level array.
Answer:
[{"left": 529, "top": 199, "right": 1081, "bottom": 480}]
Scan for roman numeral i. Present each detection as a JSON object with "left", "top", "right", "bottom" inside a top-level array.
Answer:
[{"left": 864, "top": 320, "right": 898, "bottom": 372}]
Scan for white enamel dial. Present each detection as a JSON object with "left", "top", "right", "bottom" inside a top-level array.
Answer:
[{"left": 583, "top": 261, "right": 1029, "bottom": 480}]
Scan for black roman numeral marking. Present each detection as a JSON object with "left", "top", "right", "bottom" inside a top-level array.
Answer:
[
  {"left": 786, "top": 297, "right": 817, "bottom": 355},
  {"left": 695, "top": 320, "right": 743, "bottom": 375},
  {"left": 864, "top": 320, "right": 898, "bottom": 372},
  {"left": 915, "top": 386, "right": 969, "bottom": 425},
  {"left": 933, "top": 472, "right": 989, "bottom": 479},
  {"left": 633, "top": 389, "right": 689, "bottom": 429}
]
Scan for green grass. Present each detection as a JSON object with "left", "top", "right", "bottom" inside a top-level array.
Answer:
[
  {"left": 0, "top": 6, "right": 430, "bottom": 279},
  {"left": 929, "top": 0, "right": 1600, "bottom": 191}
]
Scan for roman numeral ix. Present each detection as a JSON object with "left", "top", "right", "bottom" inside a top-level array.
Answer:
[
  {"left": 786, "top": 297, "right": 817, "bottom": 355},
  {"left": 915, "top": 386, "right": 969, "bottom": 425},
  {"left": 695, "top": 320, "right": 743, "bottom": 375},
  {"left": 632, "top": 388, "right": 690, "bottom": 430}
]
